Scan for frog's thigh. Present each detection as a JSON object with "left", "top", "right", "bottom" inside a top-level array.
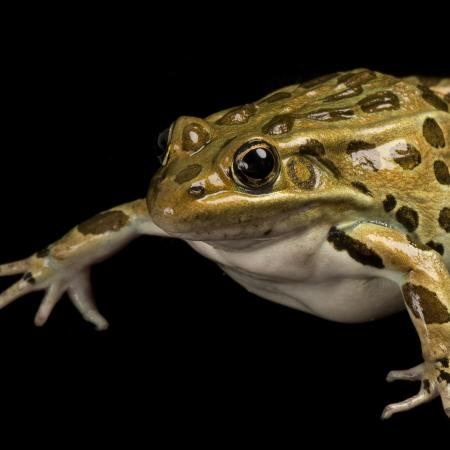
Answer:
[
  {"left": 331, "top": 223, "right": 450, "bottom": 417},
  {"left": 341, "top": 223, "right": 450, "bottom": 360}
]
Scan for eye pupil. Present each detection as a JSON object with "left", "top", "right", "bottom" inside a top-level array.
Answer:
[
  {"left": 233, "top": 141, "right": 279, "bottom": 188},
  {"left": 240, "top": 148, "right": 274, "bottom": 178}
]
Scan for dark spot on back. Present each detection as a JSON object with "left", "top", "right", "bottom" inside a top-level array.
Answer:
[
  {"left": 263, "top": 229, "right": 272, "bottom": 236},
  {"left": 423, "top": 118, "right": 446, "bottom": 148},
  {"left": 439, "top": 207, "right": 450, "bottom": 232},
  {"left": 305, "top": 107, "right": 354, "bottom": 122},
  {"left": 23, "top": 272, "right": 36, "bottom": 284},
  {"left": 403, "top": 283, "right": 450, "bottom": 324},
  {"left": 392, "top": 144, "right": 421, "bottom": 170},
  {"left": 434, "top": 160, "right": 450, "bottom": 185},
  {"left": 383, "top": 194, "right": 397, "bottom": 212},
  {"left": 216, "top": 103, "right": 256, "bottom": 125},
  {"left": 298, "top": 139, "right": 341, "bottom": 178},
  {"left": 347, "top": 140, "right": 376, "bottom": 153},
  {"left": 78, "top": 210, "right": 130, "bottom": 236},
  {"left": 418, "top": 85, "right": 449, "bottom": 112},
  {"left": 299, "top": 139, "right": 325, "bottom": 158},
  {"left": 322, "top": 86, "right": 363, "bottom": 102},
  {"left": 438, "top": 370, "right": 450, "bottom": 384},
  {"left": 337, "top": 70, "right": 377, "bottom": 88},
  {"left": 36, "top": 246, "right": 50, "bottom": 258},
  {"left": 175, "top": 164, "right": 203, "bottom": 184},
  {"left": 258, "top": 91, "right": 292, "bottom": 104},
  {"left": 301, "top": 73, "right": 338, "bottom": 89},
  {"left": 327, "top": 226, "right": 384, "bottom": 268},
  {"left": 396, "top": 206, "right": 419, "bottom": 232},
  {"left": 351, "top": 181, "right": 373, "bottom": 197},
  {"left": 426, "top": 240, "right": 444, "bottom": 256},
  {"left": 358, "top": 91, "right": 400, "bottom": 113},
  {"left": 438, "top": 357, "right": 449, "bottom": 368},
  {"left": 262, "top": 114, "right": 295, "bottom": 135},
  {"left": 423, "top": 379, "right": 431, "bottom": 393}
]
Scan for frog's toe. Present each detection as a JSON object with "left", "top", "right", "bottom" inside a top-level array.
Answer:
[
  {"left": 381, "top": 387, "right": 436, "bottom": 420},
  {"left": 0, "top": 258, "right": 29, "bottom": 276},
  {"left": 33, "top": 282, "right": 66, "bottom": 326},
  {"left": 67, "top": 270, "right": 109, "bottom": 331},
  {"left": 383, "top": 361, "right": 450, "bottom": 419},
  {"left": 0, "top": 255, "right": 108, "bottom": 330},
  {"left": 0, "top": 278, "right": 36, "bottom": 309},
  {"left": 386, "top": 363, "right": 424, "bottom": 382}
]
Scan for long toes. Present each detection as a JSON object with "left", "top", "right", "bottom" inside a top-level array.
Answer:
[
  {"left": 386, "top": 364, "right": 424, "bottom": 382},
  {"left": 83, "top": 310, "right": 109, "bottom": 331},
  {"left": 0, "top": 280, "right": 35, "bottom": 309},
  {"left": 34, "top": 283, "right": 65, "bottom": 326},
  {"left": 381, "top": 389, "right": 435, "bottom": 420},
  {"left": 67, "top": 270, "right": 109, "bottom": 331},
  {"left": 0, "top": 259, "right": 29, "bottom": 276}
]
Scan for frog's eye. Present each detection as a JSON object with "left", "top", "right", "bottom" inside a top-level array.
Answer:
[
  {"left": 233, "top": 140, "right": 280, "bottom": 189},
  {"left": 155, "top": 125, "right": 172, "bottom": 165}
]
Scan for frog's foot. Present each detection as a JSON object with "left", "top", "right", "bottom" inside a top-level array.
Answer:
[
  {"left": 383, "top": 361, "right": 450, "bottom": 419},
  {"left": 0, "top": 256, "right": 109, "bottom": 330}
]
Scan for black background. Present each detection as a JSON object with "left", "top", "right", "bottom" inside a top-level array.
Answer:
[{"left": 0, "top": 9, "right": 448, "bottom": 445}]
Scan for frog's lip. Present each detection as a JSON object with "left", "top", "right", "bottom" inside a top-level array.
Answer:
[{"left": 158, "top": 201, "right": 320, "bottom": 242}]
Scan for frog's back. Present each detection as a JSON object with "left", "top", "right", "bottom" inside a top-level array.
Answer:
[
  {"left": 207, "top": 69, "right": 450, "bottom": 262},
  {"left": 288, "top": 70, "right": 449, "bottom": 251}
]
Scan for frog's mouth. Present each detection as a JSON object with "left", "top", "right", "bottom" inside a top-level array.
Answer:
[
  {"left": 149, "top": 189, "right": 320, "bottom": 241},
  {"left": 147, "top": 162, "right": 373, "bottom": 241}
]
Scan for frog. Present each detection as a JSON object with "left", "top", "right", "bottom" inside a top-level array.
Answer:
[{"left": 0, "top": 68, "right": 449, "bottom": 420}]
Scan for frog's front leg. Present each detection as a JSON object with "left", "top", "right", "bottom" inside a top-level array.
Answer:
[
  {"left": 0, "top": 199, "right": 167, "bottom": 330},
  {"left": 330, "top": 223, "right": 450, "bottom": 419}
]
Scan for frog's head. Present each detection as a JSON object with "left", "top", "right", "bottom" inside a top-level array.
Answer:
[{"left": 148, "top": 80, "right": 378, "bottom": 240}]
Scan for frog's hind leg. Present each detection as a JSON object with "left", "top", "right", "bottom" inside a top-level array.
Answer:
[
  {"left": 382, "top": 361, "right": 449, "bottom": 419},
  {"left": 329, "top": 223, "right": 450, "bottom": 419}
]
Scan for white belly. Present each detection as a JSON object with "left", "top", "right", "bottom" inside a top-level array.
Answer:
[
  {"left": 222, "top": 268, "right": 403, "bottom": 323},
  {"left": 186, "top": 223, "right": 405, "bottom": 323}
]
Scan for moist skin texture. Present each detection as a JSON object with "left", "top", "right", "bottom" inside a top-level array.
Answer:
[{"left": 0, "top": 69, "right": 449, "bottom": 420}]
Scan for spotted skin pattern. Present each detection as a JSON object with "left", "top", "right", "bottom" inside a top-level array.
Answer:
[{"left": 0, "top": 69, "right": 449, "bottom": 420}]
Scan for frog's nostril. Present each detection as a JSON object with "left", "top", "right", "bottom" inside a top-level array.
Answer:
[{"left": 188, "top": 184, "right": 206, "bottom": 197}]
